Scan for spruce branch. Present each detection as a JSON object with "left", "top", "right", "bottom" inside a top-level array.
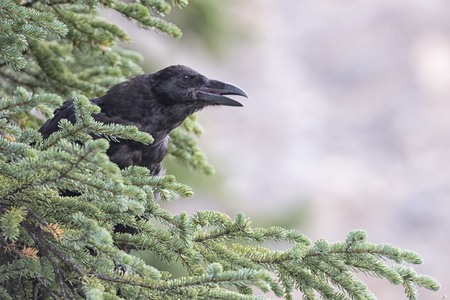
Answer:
[
  {"left": 0, "top": 0, "right": 68, "bottom": 70},
  {"left": 0, "top": 1, "right": 441, "bottom": 299},
  {"left": 106, "top": 1, "right": 182, "bottom": 38},
  {"left": 168, "top": 128, "right": 215, "bottom": 175}
]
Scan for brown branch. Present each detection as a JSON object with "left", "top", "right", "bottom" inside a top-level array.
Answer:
[
  {"left": 25, "top": 206, "right": 49, "bottom": 226},
  {"left": 23, "top": 222, "right": 75, "bottom": 299},
  {"left": 22, "top": 222, "right": 86, "bottom": 278},
  {"left": 33, "top": 276, "right": 60, "bottom": 300}
]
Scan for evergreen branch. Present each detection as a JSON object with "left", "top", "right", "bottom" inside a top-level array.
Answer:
[
  {"left": 0, "top": 1, "right": 441, "bottom": 299},
  {"left": 0, "top": 236, "right": 21, "bottom": 259},
  {"left": 33, "top": 276, "right": 60, "bottom": 300},
  {"left": 58, "top": 145, "right": 93, "bottom": 181},
  {"left": 21, "top": 220, "right": 88, "bottom": 299},
  {"left": 25, "top": 206, "right": 49, "bottom": 226},
  {"left": 192, "top": 212, "right": 309, "bottom": 245},
  {"left": 121, "top": 170, "right": 193, "bottom": 200},
  {"left": 0, "top": 179, "right": 35, "bottom": 203},
  {"left": 89, "top": 267, "right": 275, "bottom": 298},
  {"left": 22, "top": 221, "right": 86, "bottom": 278},
  {"left": 30, "top": 41, "right": 98, "bottom": 96},
  {"left": 51, "top": 6, "right": 130, "bottom": 46},
  {"left": 0, "top": 206, "right": 27, "bottom": 242},
  {"left": 112, "top": 225, "right": 200, "bottom": 265},
  {"left": 104, "top": 1, "right": 182, "bottom": 38},
  {"left": 36, "top": 120, "right": 91, "bottom": 150},
  {"left": 0, "top": 63, "right": 44, "bottom": 95},
  {"left": 0, "top": 0, "right": 67, "bottom": 70},
  {"left": 35, "top": 238, "right": 72, "bottom": 300},
  {"left": 193, "top": 220, "right": 248, "bottom": 243},
  {"left": 138, "top": 0, "right": 172, "bottom": 16},
  {"left": 87, "top": 271, "right": 153, "bottom": 289},
  {"left": 168, "top": 128, "right": 215, "bottom": 175},
  {"left": 196, "top": 241, "right": 261, "bottom": 271},
  {"left": 0, "top": 87, "right": 62, "bottom": 118}
]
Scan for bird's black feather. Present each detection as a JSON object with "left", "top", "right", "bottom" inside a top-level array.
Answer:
[
  {"left": 40, "top": 65, "right": 247, "bottom": 176},
  {"left": 39, "top": 65, "right": 247, "bottom": 234}
]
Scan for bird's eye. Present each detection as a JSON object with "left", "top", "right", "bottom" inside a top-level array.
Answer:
[{"left": 183, "top": 75, "right": 191, "bottom": 80}]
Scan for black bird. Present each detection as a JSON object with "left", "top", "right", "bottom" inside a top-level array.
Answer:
[{"left": 39, "top": 65, "right": 247, "bottom": 177}]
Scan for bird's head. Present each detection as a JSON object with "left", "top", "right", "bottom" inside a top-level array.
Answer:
[
  {"left": 98, "top": 65, "right": 247, "bottom": 139},
  {"left": 151, "top": 65, "right": 247, "bottom": 109}
]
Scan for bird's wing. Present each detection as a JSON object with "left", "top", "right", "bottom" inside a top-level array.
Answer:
[
  {"left": 106, "top": 139, "right": 167, "bottom": 176},
  {"left": 39, "top": 100, "right": 76, "bottom": 138},
  {"left": 39, "top": 99, "right": 147, "bottom": 169},
  {"left": 106, "top": 140, "right": 143, "bottom": 169}
]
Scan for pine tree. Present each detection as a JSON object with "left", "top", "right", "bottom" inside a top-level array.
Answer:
[{"left": 0, "top": 1, "right": 441, "bottom": 299}]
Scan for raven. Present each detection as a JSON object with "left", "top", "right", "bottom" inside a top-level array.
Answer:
[{"left": 39, "top": 65, "right": 247, "bottom": 176}]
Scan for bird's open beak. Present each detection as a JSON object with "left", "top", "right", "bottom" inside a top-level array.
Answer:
[{"left": 197, "top": 80, "right": 248, "bottom": 107}]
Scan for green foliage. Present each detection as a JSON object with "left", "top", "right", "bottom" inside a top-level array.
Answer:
[
  {"left": 0, "top": 0, "right": 440, "bottom": 299},
  {"left": 167, "top": 120, "right": 215, "bottom": 175},
  {"left": 0, "top": 206, "right": 26, "bottom": 241},
  {"left": 0, "top": 0, "right": 68, "bottom": 70},
  {"left": 0, "top": 0, "right": 182, "bottom": 99}
]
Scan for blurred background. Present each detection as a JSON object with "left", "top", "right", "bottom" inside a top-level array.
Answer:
[{"left": 105, "top": 1, "right": 449, "bottom": 298}]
